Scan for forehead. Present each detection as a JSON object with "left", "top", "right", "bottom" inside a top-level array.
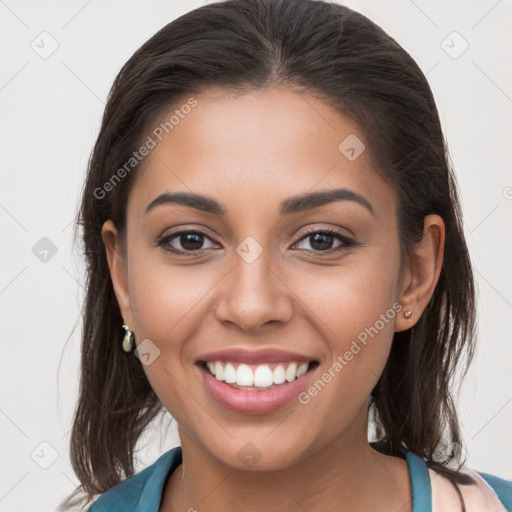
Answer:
[{"left": 127, "top": 86, "right": 396, "bottom": 221}]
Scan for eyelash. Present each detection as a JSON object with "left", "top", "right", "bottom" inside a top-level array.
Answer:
[{"left": 155, "top": 227, "right": 356, "bottom": 256}]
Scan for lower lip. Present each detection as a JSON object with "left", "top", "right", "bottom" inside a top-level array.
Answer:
[{"left": 199, "top": 364, "right": 316, "bottom": 414}]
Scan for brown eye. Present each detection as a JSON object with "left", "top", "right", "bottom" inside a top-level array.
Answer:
[
  {"left": 157, "top": 230, "right": 218, "bottom": 254},
  {"left": 294, "top": 229, "right": 355, "bottom": 253}
]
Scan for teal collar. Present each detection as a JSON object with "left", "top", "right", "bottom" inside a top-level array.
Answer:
[{"left": 89, "top": 445, "right": 434, "bottom": 511}]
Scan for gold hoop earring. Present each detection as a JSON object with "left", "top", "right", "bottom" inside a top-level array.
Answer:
[{"left": 122, "top": 323, "right": 135, "bottom": 352}]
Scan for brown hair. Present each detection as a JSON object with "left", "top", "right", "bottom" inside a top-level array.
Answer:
[{"left": 60, "top": 0, "right": 477, "bottom": 509}]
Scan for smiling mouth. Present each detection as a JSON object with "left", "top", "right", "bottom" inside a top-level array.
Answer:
[{"left": 199, "top": 360, "right": 319, "bottom": 390}]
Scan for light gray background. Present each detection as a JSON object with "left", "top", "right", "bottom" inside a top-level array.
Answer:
[{"left": 1, "top": 1, "right": 511, "bottom": 511}]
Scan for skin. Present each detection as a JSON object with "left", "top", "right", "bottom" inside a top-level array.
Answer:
[{"left": 102, "top": 86, "right": 445, "bottom": 512}]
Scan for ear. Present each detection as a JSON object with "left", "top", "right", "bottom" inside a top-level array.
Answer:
[
  {"left": 395, "top": 214, "right": 445, "bottom": 332},
  {"left": 101, "top": 220, "right": 133, "bottom": 327}
]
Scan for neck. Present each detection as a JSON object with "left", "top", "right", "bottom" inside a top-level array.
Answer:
[{"left": 161, "top": 408, "right": 412, "bottom": 512}]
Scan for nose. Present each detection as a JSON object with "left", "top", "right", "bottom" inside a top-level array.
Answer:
[{"left": 215, "top": 245, "right": 294, "bottom": 333}]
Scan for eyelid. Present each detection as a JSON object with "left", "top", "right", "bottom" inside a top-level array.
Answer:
[{"left": 294, "top": 225, "right": 352, "bottom": 241}]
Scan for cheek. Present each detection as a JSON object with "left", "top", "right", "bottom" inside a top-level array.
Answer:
[
  {"left": 304, "top": 260, "right": 401, "bottom": 416},
  {"left": 290, "top": 246, "right": 401, "bottom": 401},
  {"left": 126, "top": 262, "right": 200, "bottom": 423},
  {"left": 128, "top": 250, "right": 214, "bottom": 345},
  {"left": 293, "top": 244, "right": 400, "bottom": 347},
  {"left": 125, "top": 249, "right": 226, "bottom": 417}
]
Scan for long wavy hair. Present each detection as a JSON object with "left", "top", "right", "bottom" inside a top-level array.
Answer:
[{"left": 60, "top": 0, "right": 477, "bottom": 509}]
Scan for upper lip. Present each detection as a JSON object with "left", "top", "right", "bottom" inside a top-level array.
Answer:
[{"left": 197, "top": 348, "right": 316, "bottom": 364}]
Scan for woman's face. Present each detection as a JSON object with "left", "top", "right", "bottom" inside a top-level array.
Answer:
[{"left": 104, "top": 86, "right": 416, "bottom": 470}]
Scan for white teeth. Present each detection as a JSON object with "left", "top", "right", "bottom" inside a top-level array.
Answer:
[
  {"left": 224, "top": 362, "right": 237, "bottom": 383},
  {"left": 254, "top": 365, "right": 273, "bottom": 387},
  {"left": 236, "top": 364, "right": 254, "bottom": 386},
  {"left": 273, "top": 365, "right": 286, "bottom": 384},
  {"left": 214, "top": 361, "right": 224, "bottom": 381},
  {"left": 296, "top": 363, "right": 308, "bottom": 378},
  {"left": 285, "top": 362, "right": 297, "bottom": 382},
  {"left": 205, "top": 360, "right": 312, "bottom": 387}
]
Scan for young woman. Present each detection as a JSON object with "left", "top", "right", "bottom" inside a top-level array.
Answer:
[{"left": 60, "top": 0, "right": 512, "bottom": 510}]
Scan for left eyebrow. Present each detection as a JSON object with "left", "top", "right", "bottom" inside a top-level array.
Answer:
[
  {"left": 144, "top": 187, "right": 374, "bottom": 217},
  {"left": 279, "top": 188, "right": 374, "bottom": 217}
]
